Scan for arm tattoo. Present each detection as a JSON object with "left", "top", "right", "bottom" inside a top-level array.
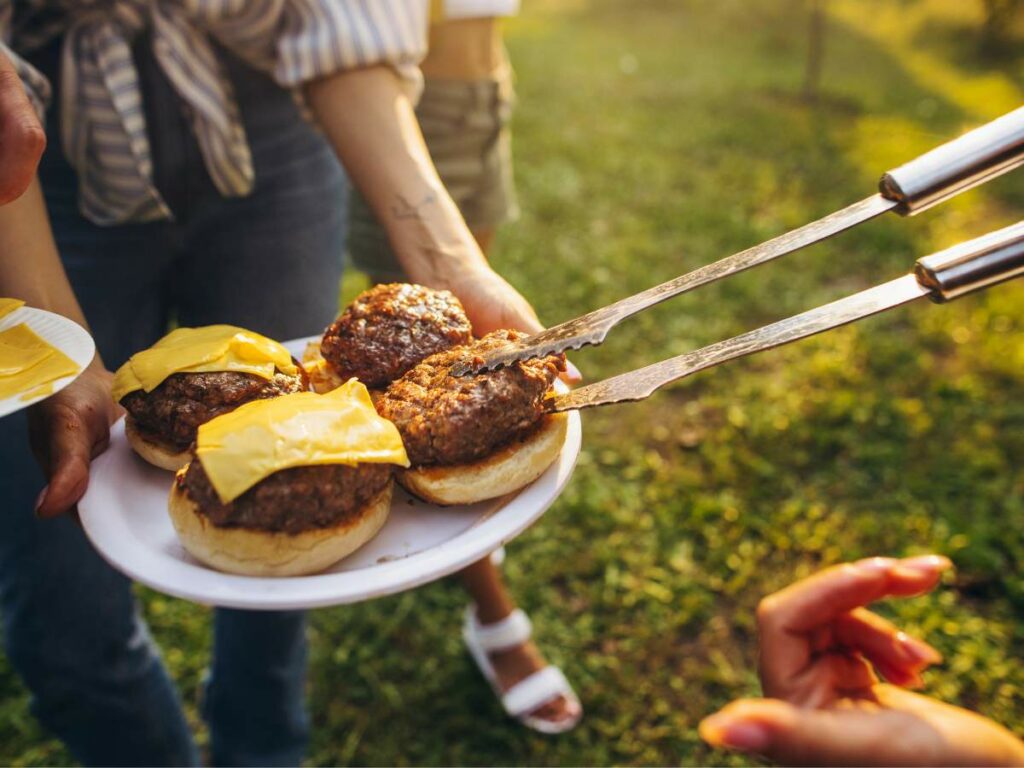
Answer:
[{"left": 391, "top": 192, "right": 438, "bottom": 220}]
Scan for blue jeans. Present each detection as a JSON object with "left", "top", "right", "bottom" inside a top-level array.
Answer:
[{"left": 0, "top": 39, "right": 347, "bottom": 766}]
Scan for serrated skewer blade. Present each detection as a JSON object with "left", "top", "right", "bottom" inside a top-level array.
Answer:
[{"left": 451, "top": 194, "right": 896, "bottom": 377}]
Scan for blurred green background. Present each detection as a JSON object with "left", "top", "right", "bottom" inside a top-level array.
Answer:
[{"left": 3, "top": 0, "right": 1023, "bottom": 764}]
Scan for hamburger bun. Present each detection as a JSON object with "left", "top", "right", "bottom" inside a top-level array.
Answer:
[
  {"left": 125, "top": 416, "right": 192, "bottom": 471},
  {"left": 398, "top": 413, "right": 567, "bottom": 506},
  {"left": 168, "top": 475, "right": 393, "bottom": 577}
]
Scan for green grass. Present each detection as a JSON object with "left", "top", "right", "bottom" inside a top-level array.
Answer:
[{"left": 2, "top": 1, "right": 1023, "bottom": 764}]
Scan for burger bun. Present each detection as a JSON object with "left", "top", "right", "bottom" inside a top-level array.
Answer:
[
  {"left": 399, "top": 413, "right": 568, "bottom": 506},
  {"left": 125, "top": 416, "right": 192, "bottom": 472},
  {"left": 168, "top": 475, "right": 393, "bottom": 577}
]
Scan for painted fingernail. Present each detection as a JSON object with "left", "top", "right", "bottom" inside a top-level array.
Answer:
[
  {"left": 897, "top": 632, "right": 943, "bottom": 666},
  {"left": 33, "top": 485, "right": 48, "bottom": 516},
  {"left": 900, "top": 555, "right": 952, "bottom": 573},
  {"left": 700, "top": 714, "right": 771, "bottom": 751}
]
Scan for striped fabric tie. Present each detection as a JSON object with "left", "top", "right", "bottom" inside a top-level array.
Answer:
[{"left": 60, "top": 1, "right": 254, "bottom": 225}]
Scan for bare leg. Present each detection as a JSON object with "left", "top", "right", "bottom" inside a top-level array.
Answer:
[{"left": 457, "top": 557, "right": 579, "bottom": 726}]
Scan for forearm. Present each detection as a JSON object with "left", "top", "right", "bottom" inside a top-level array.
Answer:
[
  {"left": 305, "top": 65, "right": 488, "bottom": 288},
  {"left": 0, "top": 177, "right": 90, "bottom": 329}
]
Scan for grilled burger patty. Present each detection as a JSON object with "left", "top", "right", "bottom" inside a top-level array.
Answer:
[
  {"left": 376, "top": 330, "right": 565, "bottom": 467},
  {"left": 121, "top": 370, "right": 304, "bottom": 450},
  {"left": 320, "top": 283, "right": 473, "bottom": 389},
  {"left": 179, "top": 460, "right": 392, "bottom": 534}
]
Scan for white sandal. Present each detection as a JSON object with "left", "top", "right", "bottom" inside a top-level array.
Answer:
[{"left": 462, "top": 606, "right": 583, "bottom": 734}]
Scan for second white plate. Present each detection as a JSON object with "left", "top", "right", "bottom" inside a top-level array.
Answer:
[{"left": 0, "top": 306, "right": 95, "bottom": 418}]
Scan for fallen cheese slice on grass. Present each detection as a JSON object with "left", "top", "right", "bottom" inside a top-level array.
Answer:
[
  {"left": 196, "top": 379, "right": 410, "bottom": 503},
  {"left": 0, "top": 323, "right": 79, "bottom": 401},
  {"left": 112, "top": 325, "right": 297, "bottom": 402}
]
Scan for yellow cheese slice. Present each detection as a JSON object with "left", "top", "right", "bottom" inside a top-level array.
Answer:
[
  {"left": 112, "top": 325, "right": 298, "bottom": 402},
  {"left": 0, "top": 323, "right": 79, "bottom": 400},
  {"left": 196, "top": 379, "right": 410, "bottom": 503},
  {"left": 0, "top": 298, "right": 25, "bottom": 320},
  {"left": 20, "top": 381, "right": 56, "bottom": 402}
]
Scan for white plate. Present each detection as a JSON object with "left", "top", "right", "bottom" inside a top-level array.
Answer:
[
  {"left": 79, "top": 336, "right": 581, "bottom": 610},
  {"left": 0, "top": 306, "right": 95, "bottom": 418}
]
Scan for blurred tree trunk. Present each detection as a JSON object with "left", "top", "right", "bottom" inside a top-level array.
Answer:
[{"left": 802, "top": 0, "right": 826, "bottom": 102}]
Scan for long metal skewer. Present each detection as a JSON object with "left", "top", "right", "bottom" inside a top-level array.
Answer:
[
  {"left": 458, "top": 106, "right": 1024, "bottom": 376},
  {"left": 547, "top": 220, "right": 1024, "bottom": 412}
]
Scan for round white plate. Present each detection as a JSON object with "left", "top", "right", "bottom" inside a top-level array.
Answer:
[
  {"left": 0, "top": 306, "right": 95, "bottom": 418},
  {"left": 79, "top": 336, "right": 581, "bottom": 610}
]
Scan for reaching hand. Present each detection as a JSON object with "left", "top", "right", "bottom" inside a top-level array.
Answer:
[
  {"left": 28, "top": 360, "right": 122, "bottom": 517},
  {"left": 0, "top": 49, "right": 46, "bottom": 205},
  {"left": 700, "top": 556, "right": 1024, "bottom": 766},
  {"left": 446, "top": 263, "right": 543, "bottom": 337}
]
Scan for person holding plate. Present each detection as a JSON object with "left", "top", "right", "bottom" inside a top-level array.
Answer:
[{"left": 0, "top": 1, "right": 545, "bottom": 765}]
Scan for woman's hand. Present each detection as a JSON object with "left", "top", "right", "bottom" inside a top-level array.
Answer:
[
  {"left": 700, "top": 556, "right": 1024, "bottom": 766},
  {"left": 0, "top": 49, "right": 46, "bottom": 206},
  {"left": 446, "top": 262, "right": 583, "bottom": 383},
  {"left": 443, "top": 262, "right": 542, "bottom": 336},
  {"left": 28, "top": 359, "right": 122, "bottom": 517}
]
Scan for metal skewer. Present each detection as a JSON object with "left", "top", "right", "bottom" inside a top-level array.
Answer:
[
  {"left": 457, "top": 106, "right": 1024, "bottom": 376},
  {"left": 546, "top": 220, "right": 1024, "bottom": 412}
]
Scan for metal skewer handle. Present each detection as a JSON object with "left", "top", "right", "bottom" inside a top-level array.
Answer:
[
  {"left": 915, "top": 220, "right": 1024, "bottom": 300},
  {"left": 881, "top": 106, "right": 1024, "bottom": 215}
]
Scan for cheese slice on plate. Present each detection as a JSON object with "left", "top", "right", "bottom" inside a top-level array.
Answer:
[
  {"left": 112, "top": 325, "right": 297, "bottom": 402},
  {"left": 196, "top": 379, "right": 410, "bottom": 503},
  {"left": 0, "top": 298, "right": 25, "bottom": 320},
  {"left": 0, "top": 323, "right": 79, "bottom": 401}
]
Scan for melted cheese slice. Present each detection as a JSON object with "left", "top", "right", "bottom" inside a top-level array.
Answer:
[
  {"left": 0, "top": 298, "right": 25, "bottom": 320},
  {"left": 112, "top": 325, "right": 297, "bottom": 402},
  {"left": 0, "top": 323, "right": 79, "bottom": 400},
  {"left": 196, "top": 379, "right": 410, "bottom": 503}
]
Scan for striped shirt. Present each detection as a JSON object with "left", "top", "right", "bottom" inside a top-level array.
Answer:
[{"left": 1, "top": 1, "right": 428, "bottom": 225}]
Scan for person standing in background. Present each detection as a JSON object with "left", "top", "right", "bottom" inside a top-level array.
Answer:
[
  {"left": 347, "top": 0, "right": 583, "bottom": 735},
  {"left": 0, "top": 1, "right": 551, "bottom": 764}
]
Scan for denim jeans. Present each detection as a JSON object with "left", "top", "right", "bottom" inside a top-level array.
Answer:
[{"left": 0, "top": 38, "right": 347, "bottom": 766}]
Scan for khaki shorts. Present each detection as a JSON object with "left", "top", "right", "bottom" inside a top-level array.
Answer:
[{"left": 348, "top": 70, "right": 518, "bottom": 280}]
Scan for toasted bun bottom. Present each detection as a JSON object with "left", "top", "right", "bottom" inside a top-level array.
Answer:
[
  {"left": 399, "top": 413, "right": 568, "bottom": 506},
  {"left": 168, "top": 477, "right": 392, "bottom": 577},
  {"left": 125, "top": 416, "right": 192, "bottom": 471}
]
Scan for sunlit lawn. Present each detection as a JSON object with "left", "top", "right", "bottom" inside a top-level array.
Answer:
[{"left": 2, "top": 1, "right": 1022, "bottom": 765}]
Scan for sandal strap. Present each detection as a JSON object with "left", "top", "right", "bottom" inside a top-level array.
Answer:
[
  {"left": 502, "top": 666, "right": 573, "bottom": 718},
  {"left": 468, "top": 608, "right": 532, "bottom": 653}
]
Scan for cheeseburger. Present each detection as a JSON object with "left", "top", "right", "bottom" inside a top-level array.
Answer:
[
  {"left": 304, "top": 283, "right": 472, "bottom": 393},
  {"left": 112, "top": 326, "right": 306, "bottom": 470},
  {"left": 169, "top": 380, "right": 409, "bottom": 576},
  {"left": 376, "top": 330, "right": 567, "bottom": 505}
]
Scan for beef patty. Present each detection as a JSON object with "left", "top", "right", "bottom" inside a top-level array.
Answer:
[
  {"left": 320, "top": 283, "right": 473, "bottom": 389},
  {"left": 179, "top": 459, "right": 392, "bottom": 534},
  {"left": 121, "top": 369, "right": 304, "bottom": 450},
  {"left": 376, "top": 330, "right": 564, "bottom": 467}
]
